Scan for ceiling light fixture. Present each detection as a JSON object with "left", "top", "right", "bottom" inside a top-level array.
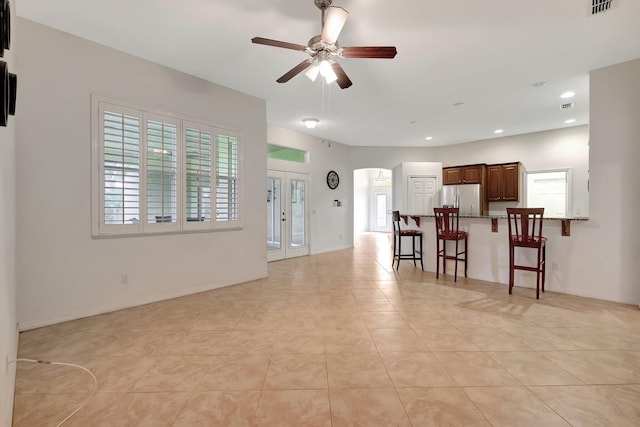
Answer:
[
  {"left": 564, "top": 118, "right": 576, "bottom": 124},
  {"left": 305, "top": 51, "right": 338, "bottom": 85},
  {"left": 560, "top": 91, "right": 576, "bottom": 99},
  {"left": 303, "top": 118, "right": 319, "bottom": 129},
  {"left": 425, "top": 136, "right": 433, "bottom": 141},
  {"left": 494, "top": 129, "right": 504, "bottom": 134}
]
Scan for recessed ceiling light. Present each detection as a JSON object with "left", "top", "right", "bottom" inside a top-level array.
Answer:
[
  {"left": 532, "top": 81, "right": 548, "bottom": 87},
  {"left": 560, "top": 91, "right": 576, "bottom": 99},
  {"left": 564, "top": 119, "right": 576, "bottom": 124},
  {"left": 494, "top": 129, "right": 504, "bottom": 134},
  {"left": 425, "top": 136, "right": 433, "bottom": 141}
]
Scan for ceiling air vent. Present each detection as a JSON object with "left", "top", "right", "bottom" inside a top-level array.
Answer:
[
  {"left": 591, "top": 0, "right": 618, "bottom": 15},
  {"left": 561, "top": 102, "right": 575, "bottom": 110}
]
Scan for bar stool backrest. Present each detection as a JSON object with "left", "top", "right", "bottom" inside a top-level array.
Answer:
[
  {"left": 507, "top": 208, "right": 545, "bottom": 248},
  {"left": 392, "top": 210, "right": 401, "bottom": 234},
  {"left": 433, "top": 207, "right": 460, "bottom": 238}
]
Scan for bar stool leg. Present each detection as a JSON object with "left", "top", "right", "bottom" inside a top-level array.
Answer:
[
  {"left": 464, "top": 237, "right": 468, "bottom": 278},
  {"left": 435, "top": 239, "right": 440, "bottom": 279},
  {"left": 509, "top": 245, "right": 514, "bottom": 295},
  {"left": 396, "top": 234, "right": 401, "bottom": 270},
  {"left": 536, "top": 256, "right": 540, "bottom": 299},
  {"left": 419, "top": 233, "right": 424, "bottom": 271},
  {"left": 443, "top": 241, "right": 447, "bottom": 276},
  {"left": 412, "top": 235, "right": 417, "bottom": 267},
  {"left": 542, "top": 244, "right": 546, "bottom": 293},
  {"left": 454, "top": 239, "right": 459, "bottom": 282}
]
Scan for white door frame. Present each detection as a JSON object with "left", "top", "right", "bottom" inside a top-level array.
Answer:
[{"left": 267, "top": 170, "right": 310, "bottom": 261}]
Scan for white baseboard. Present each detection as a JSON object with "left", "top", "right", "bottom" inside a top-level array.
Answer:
[{"left": 18, "top": 274, "right": 267, "bottom": 331}]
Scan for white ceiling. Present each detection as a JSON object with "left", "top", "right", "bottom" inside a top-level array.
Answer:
[{"left": 16, "top": 0, "right": 640, "bottom": 147}]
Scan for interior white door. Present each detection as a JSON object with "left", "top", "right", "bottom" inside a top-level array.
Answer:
[
  {"left": 267, "top": 170, "right": 310, "bottom": 261},
  {"left": 408, "top": 176, "right": 438, "bottom": 214}
]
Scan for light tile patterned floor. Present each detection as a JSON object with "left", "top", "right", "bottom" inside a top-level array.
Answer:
[{"left": 13, "top": 233, "right": 640, "bottom": 426}]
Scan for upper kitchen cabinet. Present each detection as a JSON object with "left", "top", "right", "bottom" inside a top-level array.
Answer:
[
  {"left": 443, "top": 164, "right": 486, "bottom": 185},
  {"left": 487, "top": 162, "right": 520, "bottom": 201}
]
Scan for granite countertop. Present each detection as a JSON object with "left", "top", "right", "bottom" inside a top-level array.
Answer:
[{"left": 403, "top": 214, "right": 590, "bottom": 221}]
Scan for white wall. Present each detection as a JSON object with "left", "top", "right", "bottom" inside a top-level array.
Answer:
[
  {"left": 575, "top": 58, "right": 640, "bottom": 304},
  {"left": 347, "top": 118, "right": 639, "bottom": 304},
  {"left": 16, "top": 20, "right": 268, "bottom": 330},
  {"left": 267, "top": 125, "right": 353, "bottom": 254},
  {"left": 432, "top": 126, "right": 590, "bottom": 217},
  {"left": 351, "top": 146, "right": 438, "bottom": 170},
  {"left": 353, "top": 169, "right": 375, "bottom": 233},
  {"left": 0, "top": 5, "right": 18, "bottom": 425},
  {"left": 352, "top": 126, "right": 589, "bottom": 218}
]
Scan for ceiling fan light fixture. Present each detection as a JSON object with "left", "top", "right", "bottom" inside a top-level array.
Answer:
[
  {"left": 303, "top": 118, "right": 319, "bottom": 129},
  {"left": 305, "top": 64, "right": 320, "bottom": 82},
  {"left": 319, "top": 60, "right": 337, "bottom": 84}
]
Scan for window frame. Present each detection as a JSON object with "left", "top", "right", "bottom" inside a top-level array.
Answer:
[
  {"left": 92, "top": 96, "right": 242, "bottom": 237},
  {"left": 525, "top": 168, "right": 572, "bottom": 218},
  {"left": 182, "top": 120, "right": 215, "bottom": 232},
  {"left": 214, "top": 128, "right": 241, "bottom": 229}
]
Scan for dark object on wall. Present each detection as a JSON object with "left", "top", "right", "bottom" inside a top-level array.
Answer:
[
  {"left": 8, "top": 72, "right": 15, "bottom": 115},
  {"left": 0, "top": 60, "right": 7, "bottom": 126},
  {"left": 3, "top": 1, "right": 10, "bottom": 50},
  {"left": 0, "top": 0, "right": 7, "bottom": 58}
]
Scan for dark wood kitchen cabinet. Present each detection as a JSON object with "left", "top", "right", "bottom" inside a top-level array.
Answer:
[
  {"left": 487, "top": 162, "right": 520, "bottom": 201},
  {"left": 443, "top": 164, "right": 486, "bottom": 185}
]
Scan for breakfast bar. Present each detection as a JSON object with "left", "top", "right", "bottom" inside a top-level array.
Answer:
[{"left": 398, "top": 214, "right": 589, "bottom": 293}]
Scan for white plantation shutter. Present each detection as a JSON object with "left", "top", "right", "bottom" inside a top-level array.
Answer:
[
  {"left": 145, "top": 116, "right": 178, "bottom": 225},
  {"left": 101, "top": 106, "right": 141, "bottom": 228},
  {"left": 93, "top": 98, "right": 241, "bottom": 236},
  {"left": 215, "top": 131, "right": 239, "bottom": 223},
  {"left": 185, "top": 124, "right": 212, "bottom": 225}
]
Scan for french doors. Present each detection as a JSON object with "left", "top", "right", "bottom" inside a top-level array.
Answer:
[{"left": 267, "top": 170, "right": 309, "bottom": 261}]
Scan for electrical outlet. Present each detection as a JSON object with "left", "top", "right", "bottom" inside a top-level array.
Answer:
[{"left": 121, "top": 274, "right": 129, "bottom": 285}]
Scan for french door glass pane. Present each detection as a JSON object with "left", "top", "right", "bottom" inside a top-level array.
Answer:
[
  {"left": 267, "top": 177, "right": 281, "bottom": 250},
  {"left": 290, "top": 179, "right": 305, "bottom": 247}
]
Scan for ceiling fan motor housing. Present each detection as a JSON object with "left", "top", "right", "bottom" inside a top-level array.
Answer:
[{"left": 315, "top": 0, "right": 333, "bottom": 10}]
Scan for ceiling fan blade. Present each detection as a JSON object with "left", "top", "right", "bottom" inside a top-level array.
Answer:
[
  {"left": 251, "top": 37, "right": 307, "bottom": 52},
  {"left": 341, "top": 46, "right": 398, "bottom": 59},
  {"left": 331, "top": 62, "right": 353, "bottom": 89},
  {"left": 276, "top": 59, "right": 313, "bottom": 83},
  {"left": 321, "top": 6, "right": 349, "bottom": 45}
]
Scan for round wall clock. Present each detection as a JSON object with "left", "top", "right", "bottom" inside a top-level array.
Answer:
[{"left": 326, "top": 170, "right": 339, "bottom": 189}]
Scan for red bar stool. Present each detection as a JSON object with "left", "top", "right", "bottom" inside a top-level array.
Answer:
[
  {"left": 506, "top": 208, "right": 547, "bottom": 299},
  {"left": 391, "top": 211, "right": 423, "bottom": 270},
  {"left": 433, "top": 207, "right": 468, "bottom": 282}
]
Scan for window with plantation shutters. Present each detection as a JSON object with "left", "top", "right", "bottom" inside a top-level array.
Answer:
[
  {"left": 215, "top": 132, "right": 239, "bottom": 223},
  {"left": 185, "top": 125, "right": 212, "bottom": 225},
  {"left": 103, "top": 110, "right": 141, "bottom": 225},
  {"left": 93, "top": 97, "right": 241, "bottom": 236},
  {"left": 145, "top": 117, "right": 178, "bottom": 225}
]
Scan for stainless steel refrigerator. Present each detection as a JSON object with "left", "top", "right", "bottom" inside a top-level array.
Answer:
[{"left": 441, "top": 184, "right": 483, "bottom": 216}]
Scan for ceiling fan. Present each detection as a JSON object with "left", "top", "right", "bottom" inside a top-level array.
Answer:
[{"left": 251, "top": 0, "right": 397, "bottom": 89}]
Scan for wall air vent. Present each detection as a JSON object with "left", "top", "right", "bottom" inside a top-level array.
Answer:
[
  {"left": 591, "top": 0, "right": 618, "bottom": 15},
  {"left": 561, "top": 102, "right": 575, "bottom": 110}
]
